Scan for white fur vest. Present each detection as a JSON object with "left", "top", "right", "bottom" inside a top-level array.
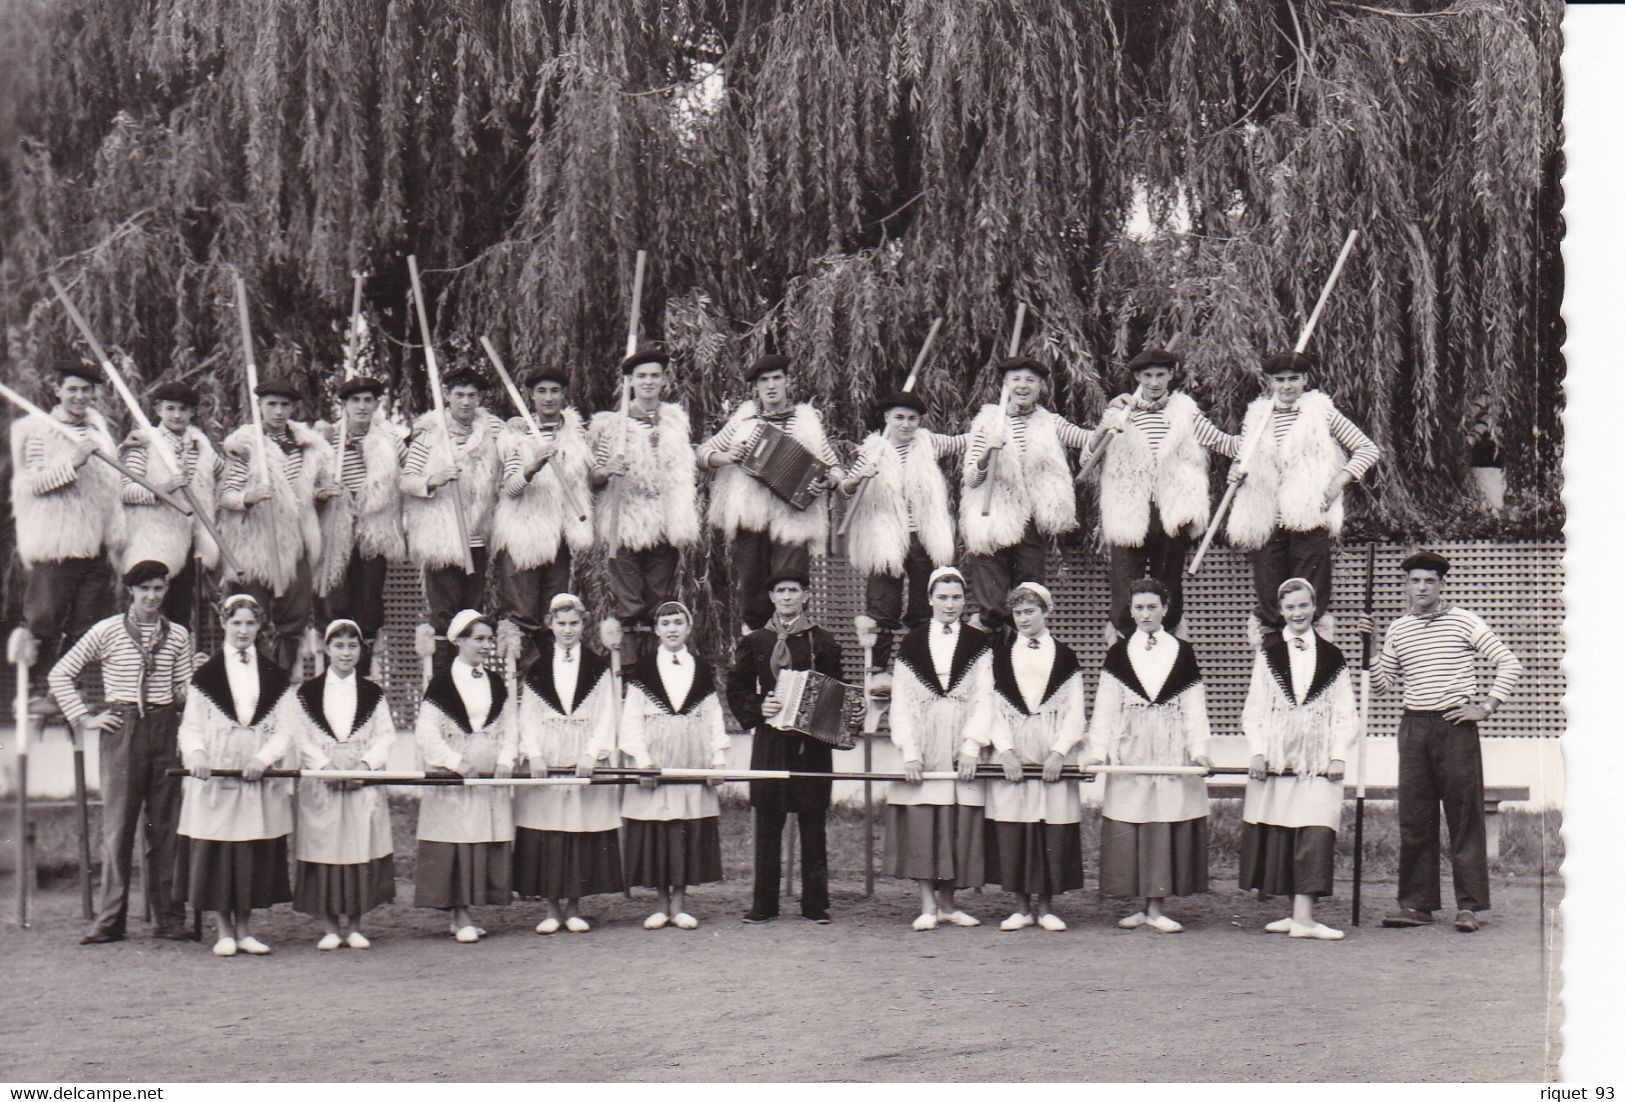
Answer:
[
  {"left": 1227, "top": 391, "right": 1347, "bottom": 550},
  {"left": 587, "top": 402, "right": 701, "bottom": 552},
  {"left": 491, "top": 408, "right": 594, "bottom": 569},
  {"left": 959, "top": 405, "right": 1077, "bottom": 554},
  {"left": 845, "top": 429, "right": 955, "bottom": 576},
  {"left": 120, "top": 425, "right": 221, "bottom": 575},
  {"left": 402, "top": 409, "right": 503, "bottom": 569},
  {"left": 1099, "top": 392, "right": 1211, "bottom": 547},
  {"left": 706, "top": 401, "right": 832, "bottom": 554},
  {"left": 314, "top": 421, "right": 406, "bottom": 595},
  {"left": 217, "top": 421, "right": 334, "bottom": 592},
  {"left": 9, "top": 408, "right": 124, "bottom": 566}
]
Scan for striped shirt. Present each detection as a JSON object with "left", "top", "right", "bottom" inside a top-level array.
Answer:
[
  {"left": 222, "top": 428, "right": 307, "bottom": 495},
  {"left": 1372, "top": 605, "right": 1521, "bottom": 711},
  {"left": 338, "top": 424, "right": 408, "bottom": 495},
  {"left": 1120, "top": 406, "right": 1239, "bottom": 459},
  {"left": 890, "top": 432, "right": 967, "bottom": 532},
  {"left": 696, "top": 406, "right": 841, "bottom": 469},
  {"left": 592, "top": 404, "right": 664, "bottom": 464},
  {"left": 964, "top": 407, "right": 1091, "bottom": 488},
  {"left": 502, "top": 418, "right": 565, "bottom": 498},
  {"left": 1267, "top": 404, "right": 1381, "bottom": 480},
  {"left": 121, "top": 426, "right": 223, "bottom": 505},
  {"left": 23, "top": 409, "right": 97, "bottom": 496},
  {"left": 48, "top": 614, "right": 195, "bottom": 724},
  {"left": 403, "top": 411, "right": 504, "bottom": 547}
]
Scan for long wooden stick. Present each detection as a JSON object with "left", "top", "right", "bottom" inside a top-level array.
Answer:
[
  {"left": 13, "top": 649, "right": 31, "bottom": 928},
  {"left": 1352, "top": 540, "right": 1376, "bottom": 926},
  {"left": 334, "top": 271, "right": 365, "bottom": 492},
  {"left": 978, "top": 303, "right": 1026, "bottom": 517},
  {"left": 838, "top": 317, "right": 943, "bottom": 539},
  {"left": 406, "top": 256, "right": 475, "bottom": 575},
  {"left": 71, "top": 727, "right": 93, "bottom": 920},
  {"left": 605, "top": 250, "right": 647, "bottom": 560},
  {"left": 1188, "top": 230, "right": 1359, "bottom": 576},
  {"left": 233, "top": 272, "right": 287, "bottom": 593},
  {"left": 478, "top": 336, "right": 588, "bottom": 524}
]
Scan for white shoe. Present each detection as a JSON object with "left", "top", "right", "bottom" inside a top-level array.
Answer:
[
  {"left": 999, "top": 912, "right": 1035, "bottom": 931},
  {"left": 1146, "top": 915, "right": 1184, "bottom": 934},
  {"left": 237, "top": 935, "right": 272, "bottom": 955},
  {"left": 345, "top": 931, "right": 370, "bottom": 950},
  {"left": 672, "top": 912, "right": 699, "bottom": 930},
  {"left": 1038, "top": 913, "right": 1067, "bottom": 932},
  {"left": 535, "top": 917, "right": 561, "bottom": 935},
  {"left": 454, "top": 925, "right": 481, "bottom": 943},
  {"left": 644, "top": 912, "right": 670, "bottom": 930},
  {"left": 1288, "top": 921, "right": 1345, "bottom": 941},
  {"left": 564, "top": 916, "right": 590, "bottom": 933},
  {"left": 212, "top": 937, "right": 238, "bottom": 957},
  {"left": 939, "top": 909, "right": 981, "bottom": 928},
  {"left": 1117, "top": 911, "right": 1148, "bottom": 929},
  {"left": 911, "top": 913, "right": 938, "bottom": 931},
  {"left": 1264, "top": 917, "right": 1294, "bottom": 934},
  {"left": 317, "top": 933, "right": 343, "bottom": 951}
]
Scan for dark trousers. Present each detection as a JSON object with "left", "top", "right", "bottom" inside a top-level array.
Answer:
[
  {"left": 423, "top": 546, "right": 491, "bottom": 635},
  {"left": 732, "top": 529, "right": 811, "bottom": 633},
  {"left": 1397, "top": 712, "right": 1491, "bottom": 913},
  {"left": 23, "top": 556, "right": 113, "bottom": 674},
  {"left": 606, "top": 543, "right": 680, "bottom": 627},
  {"left": 963, "top": 521, "right": 1047, "bottom": 630},
  {"left": 238, "top": 561, "right": 315, "bottom": 671},
  {"left": 752, "top": 806, "right": 830, "bottom": 917},
  {"left": 864, "top": 536, "right": 933, "bottom": 667},
  {"left": 1108, "top": 506, "right": 1191, "bottom": 634},
  {"left": 493, "top": 546, "right": 572, "bottom": 648},
  {"left": 91, "top": 703, "right": 185, "bottom": 936},
  {"left": 323, "top": 549, "right": 391, "bottom": 637},
  {"left": 1250, "top": 525, "right": 1333, "bottom": 642}
]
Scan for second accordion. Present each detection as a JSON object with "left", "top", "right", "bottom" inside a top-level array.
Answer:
[{"left": 766, "top": 669, "right": 865, "bottom": 750}]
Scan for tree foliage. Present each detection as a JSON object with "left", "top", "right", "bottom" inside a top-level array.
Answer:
[{"left": 1, "top": 0, "right": 1564, "bottom": 646}]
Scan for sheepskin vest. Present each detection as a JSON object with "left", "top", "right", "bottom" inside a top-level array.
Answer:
[
  {"left": 1227, "top": 391, "right": 1347, "bottom": 550},
  {"left": 959, "top": 404, "right": 1077, "bottom": 554},
  {"left": 402, "top": 409, "right": 503, "bottom": 569},
  {"left": 706, "top": 401, "right": 832, "bottom": 554},
  {"left": 120, "top": 425, "right": 221, "bottom": 575},
  {"left": 217, "top": 421, "right": 333, "bottom": 593},
  {"left": 314, "top": 421, "right": 406, "bottom": 596},
  {"left": 491, "top": 408, "right": 594, "bottom": 570},
  {"left": 587, "top": 402, "right": 701, "bottom": 552},
  {"left": 1099, "top": 391, "right": 1211, "bottom": 547},
  {"left": 845, "top": 429, "right": 955, "bottom": 576},
  {"left": 10, "top": 408, "right": 124, "bottom": 566}
]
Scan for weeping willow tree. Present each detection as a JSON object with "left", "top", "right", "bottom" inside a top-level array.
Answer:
[{"left": 1, "top": 0, "right": 1564, "bottom": 649}]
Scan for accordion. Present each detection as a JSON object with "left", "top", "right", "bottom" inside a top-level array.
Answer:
[
  {"left": 766, "top": 669, "right": 865, "bottom": 750},
  {"left": 739, "top": 422, "right": 833, "bottom": 511}
]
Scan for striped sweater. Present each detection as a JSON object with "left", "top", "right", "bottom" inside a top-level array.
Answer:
[
  {"left": 48, "top": 614, "right": 195, "bottom": 723},
  {"left": 1372, "top": 606, "right": 1521, "bottom": 711}
]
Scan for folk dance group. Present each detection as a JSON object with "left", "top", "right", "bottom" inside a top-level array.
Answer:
[{"left": 20, "top": 340, "right": 1521, "bottom": 954}]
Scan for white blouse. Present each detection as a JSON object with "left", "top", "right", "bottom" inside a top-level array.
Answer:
[
  {"left": 224, "top": 646, "right": 260, "bottom": 725},
  {"left": 322, "top": 669, "right": 359, "bottom": 741},
  {"left": 654, "top": 646, "right": 696, "bottom": 709},
  {"left": 1011, "top": 632, "right": 1055, "bottom": 712},
  {"left": 552, "top": 645, "right": 581, "bottom": 713},
  {"left": 452, "top": 659, "right": 493, "bottom": 731},
  {"left": 1126, "top": 629, "right": 1177, "bottom": 699},
  {"left": 927, "top": 619, "right": 961, "bottom": 685},
  {"left": 1284, "top": 627, "right": 1317, "bottom": 701}
]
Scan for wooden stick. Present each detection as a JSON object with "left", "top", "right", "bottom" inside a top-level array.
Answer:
[
  {"left": 605, "top": 250, "right": 647, "bottom": 560},
  {"left": 862, "top": 641, "right": 876, "bottom": 897},
  {"left": 233, "top": 272, "right": 287, "bottom": 593},
  {"left": 838, "top": 317, "right": 944, "bottom": 538},
  {"left": 1353, "top": 540, "right": 1376, "bottom": 926},
  {"left": 978, "top": 303, "right": 1026, "bottom": 517},
  {"left": 406, "top": 256, "right": 475, "bottom": 575},
  {"left": 478, "top": 335, "right": 588, "bottom": 523},
  {"left": 13, "top": 650, "right": 31, "bottom": 928},
  {"left": 334, "top": 271, "right": 365, "bottom": 493},
  {"left": 1188, "top": 230, "right": 1360, "bottom": 576},
  {"left": 71, "top": 726, "right": 93, "bottom": 920}
]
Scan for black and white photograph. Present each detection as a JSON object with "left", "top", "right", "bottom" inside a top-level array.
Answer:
[{"left": 0, "top": 0, "right": 1601, "bottom": 1087}]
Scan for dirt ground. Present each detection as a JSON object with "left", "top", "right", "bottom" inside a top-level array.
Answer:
[{"left": 1, "top": 870, "right": 1559, "bottom": 1083}]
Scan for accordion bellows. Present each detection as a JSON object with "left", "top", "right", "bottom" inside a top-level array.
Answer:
[
  {"left": 767, "top": 669, "right": 865, "bottom": 750},
  {"left": 740, "top": 423, "right": 833, "bottom": 511}
]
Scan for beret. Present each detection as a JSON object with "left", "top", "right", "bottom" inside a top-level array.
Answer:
[
  {"left": 121, "top": 560, "right": 170, "bottom": 587},
  {"left": 746, "top": 354, "right": 792, "bottom": 383},
  {"left": 874, "top": 390, "right": 927, "bottom": 418},
  {"left": 151, "top": 381, "right": 201, "bottom": 406},
  {"left": 995, "top": 356, "right": 1049, "bottom": 378},
  {"left": 440, "top": 366, "right": 486, "bottom": 390},
  {"left": 619, "top": 344, "right": 669, "bottom": 374},
  {"left": 522, "top": 365, "right": 570, "bottom": 389},
  {"left": 1126, "top": 348, "right": 1182, "bottom": 373},
  {"left": 764, "top": 571, "right": 811, "bottom": 592},
  {"left": 336, "top": 376, "right": 386, "bottom": 400},
  {"left": 1262, "top": 351, "right": 1315, "bottom": 376},
  {"left": 1399, "top": 550, "right": 1451, "bottom": 576},
  {"left": 53, "top": 363, "right": 99, "bottom": 384},
  {"left": 253, "top": 377, "right": 302, "bottom": 400}
]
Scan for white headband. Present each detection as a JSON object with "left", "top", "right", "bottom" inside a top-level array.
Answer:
[
  {"left": 1010, "top": 582, "right": 1053, "bottom": 612},
  {"left": 1277, "top": 576, "right": 1317, "bottom": 601},
  {"left": 221, "top": 593, "right": 261, "bottom": 617},
  {"left": 927, "top": 566, "right": 966, "bottom": 593},
  {"left": 323, "top": 618, "right": 362, "bottom": 642},
  {"left": 446, "top": 609, "right": 488, "bottom": 642},
  {"left": 652, "top": 601, "right": 692, "bottom": 622},
  {"left": 548, "top": 592, "right": 587, "bottom": 616}
]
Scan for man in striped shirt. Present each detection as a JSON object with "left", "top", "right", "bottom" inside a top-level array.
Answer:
[
  {"left": 48, "top": 560, "right": 195, "bottom": 944},
  {"left": 1361, "top": 550, "right": 1522, "bottom": 932}
]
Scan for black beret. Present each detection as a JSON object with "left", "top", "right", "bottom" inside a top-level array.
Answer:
[
  {"left": 1126, "top": 348, "right": 1182, "bottom": 373},
  {"left": 440, "top": 366, "right": 486, "bottom": 390},
  {"left": 996, "top": 356, "right": 1049, "bottom": 378},
  {"left": 764, "top": 570, "right": 811, "bottom": 592},
  {"left": 253, "top": 377, "right": 302, "bottom": 400},
  {"left": 1399, "top": 550, "right": 1451, "bottom": 576},
  {"left": 151, "top": 381, "right": 201, "bottom": 407},
  {"left": 1262, "top": 351, "right": 1315, "bottom": 376},
  {"left": 54, "top": 363, "right": 99, "bottom": 384},
  {"left": 619, "top": 344, "right": 669, "bottom": 374},
  {"left": 874, "top": 390, "right": 927, "bottom": 419},
  {"left": 522, "top": 365, "right": 570, "bottom": 389},
  {"left": 746, "top": 354, "right": 792, "bottom": 383},
  {"left": 121, "top": 559, "right": 170, "bottom": 587},
  {"left": 336, "top": 376, "right": 386, "bottom": 400}
]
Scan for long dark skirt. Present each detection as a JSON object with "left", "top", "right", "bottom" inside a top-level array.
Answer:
[
  {"left": 883, "top": 804, "right": 986, "bottom": 888},
  {"left": 1238, "top": 823, "right": 1336, "bottom": 898},
  {"left": 176, "top": 834, "right": 292, "bottom": 913},
  {"left": 622, "top": 817, "right": 723, "bottom": 889},
  {"left": 990, "top": 820, "right": 1085, "bottom": 897},
  {"left": 1098, "top": 816, "right": 1209, "bottom": 899},
  {"left": 513, "top": 827, "right": 627, "bottom": 900},
  {"left": 413, "top": 840, "right": 513, "bottom": 909},
  {"left": 293, "top": 855, "right": 397, "bottom": 917}
]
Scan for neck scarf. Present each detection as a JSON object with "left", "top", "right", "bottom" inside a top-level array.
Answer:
[
  {"left": 121, "top": 614, "right": 169, "bottom": 717},
  {"left": 769, "top": 612, "right": 814, "bottom": 679},
  {"left": 1133, "top": 394, "right": 1171, "bottom": 412}
]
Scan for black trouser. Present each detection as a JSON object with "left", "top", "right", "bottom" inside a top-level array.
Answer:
[
  {"left": 963, "top": 521, "right": 1047, "bottom": 630},
  {"left": 23, "top": 556, "right": 113, "bottom": 678},
  {"left": 238, "top": 562, "right": 315, "bottom": 672},
  {"left": 1250, "top": 525, "right": 1333, "bottom": 644},
  {"left": 493, "top": 547, "right": 572, "bottom": 657},
  {"left": 91, "top": 703, "right": 185, "bottom": 937},
  {"left": 732, "top": 528, "right": 811, "bottom": 633},
  {"left": 1108, "top": 506, "right": 1191, "bottom": 635},
  {"left": 863, "top": 535, "right": 933, "bottom": 667},
  {"left": 752, "top": 806, "right": 829, "bottom": 917},
  {"left": 1396, "top": 711, "right": 1491, "bottom": 913},
  {"left": 162, "top": 557, "right": 200, "bottom": 634},
  {"left": 424, "top": 546, "right": 491, "bottom": 675},
  {"left": 605, "top": 543, "right": 680, "bottom": 627},
  {"left": 324, "top": 548, "right": 390, "bottom": 637}
]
